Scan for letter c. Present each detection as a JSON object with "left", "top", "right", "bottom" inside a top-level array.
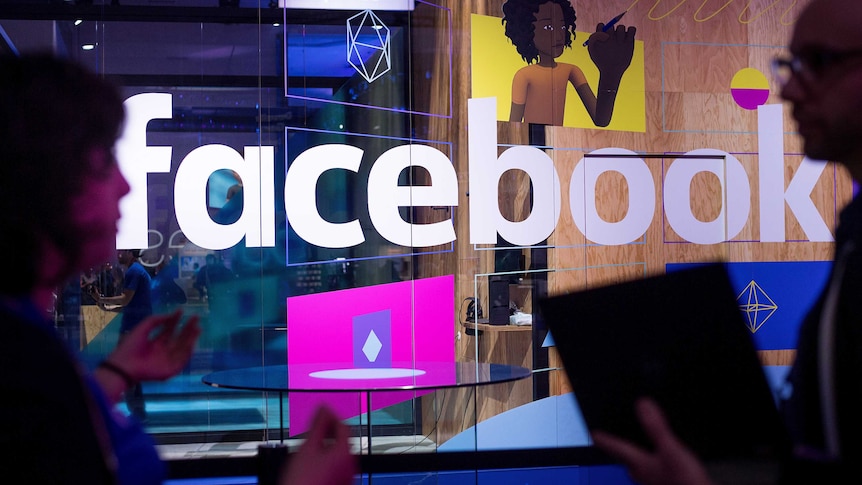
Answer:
[{"left": 285, "top": 144, "right": 365, "bottom": 248}]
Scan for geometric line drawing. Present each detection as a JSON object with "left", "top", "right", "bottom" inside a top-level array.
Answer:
[
  {"left": 362, "top": 329, "right": 383, "bottom": 363},
  {"left": 347, "top": 9, "right": 391, "bottom": 83},
  {"left": 736, "top": 280, "right": 778, "bottom": 333}
]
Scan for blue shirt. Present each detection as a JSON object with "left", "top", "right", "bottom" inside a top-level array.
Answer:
[
  {"left": 0, "top": 297, "right": 165, "bottom": 484},
  {"left": 121, "top": 261, "right": 153, "bottom": 333},
  {"left": 85, "top": 376, "right": 166, "bottom": 485}
]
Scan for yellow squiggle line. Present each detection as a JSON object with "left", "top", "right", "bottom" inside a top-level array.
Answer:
[
  {"left": 737, "top": 0, "right": 796, "bottom": 24},
  {"left": 778, "top": 0, "right": 799, "bottom": 24},
  {"left": 640, "top": 0, "right": 688, "bottom": 20},
  {"left": 693, "top": 0, "right": 736, "bottom": 22},
  {"left": 624, "top": 0, "right": 799, "bottom": 26}
]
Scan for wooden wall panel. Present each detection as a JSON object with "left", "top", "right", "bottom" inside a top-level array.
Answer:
[{"left": 420, "top": 0, "right": 845, "bottom": 446}]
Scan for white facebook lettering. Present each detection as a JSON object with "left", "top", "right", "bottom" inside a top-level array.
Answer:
[
  {"left": 571, "top": 147, "right": 654, "bottom": 245},
  {"left": 663, "top": 148, "right": 750, "bottom": 245},
  {"left": 758, "top": 104, "right": 832, "bottom": 242},
  {"left": 116, "top": 94, "right": 834, "bottom": 251},
  {"left": 368, "top": 144, "right": 458, "bottom": 247},
  {"left": 284, "top": 144, "right": 365, "bottom": 248},
  {"left": 116, "top": 93, "right": 173, "bottom": 249},
  {"left": 468, "top": 97, "right": 561, "bottom": 246},
  {"left": 175, "top": 144, "right": 275, "bottom": 250}
]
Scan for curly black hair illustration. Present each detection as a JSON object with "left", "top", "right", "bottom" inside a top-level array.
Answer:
[{"left": 502, "top": 0, "right": 577, "bottom": 64}]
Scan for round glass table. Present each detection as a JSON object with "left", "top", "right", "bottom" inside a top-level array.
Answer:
[{"left": 202, "top": 361, "right": 532, "bottom": 445}]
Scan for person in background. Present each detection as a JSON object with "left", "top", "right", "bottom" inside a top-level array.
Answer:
[
  {"left": 593, "top": 0, "right": 862, "bottom": 483},
  {"left": 97, "top": 261, "right": 120, "bottom": 297},
  {"left": 226, "top": 169, "right": 243, "bottom": 203},
  {"left": 0, "top": 53, "right": 356, "bottom": 485},
  {"left": 91, "top": 248, "right": 153, "bottom": 421},
  {"left": 151, "top": 255, "right": 188, "bottom": 314},
  {"left": 193, "top": 252, "right": 234, "bottom": 302},
  {"left": 81, "top": 267, "right": 98, "bottom": 304}
]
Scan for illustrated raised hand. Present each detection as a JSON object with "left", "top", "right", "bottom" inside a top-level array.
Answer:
[{"left": 587, "top": 23, "right": 636, "bottom": 80}]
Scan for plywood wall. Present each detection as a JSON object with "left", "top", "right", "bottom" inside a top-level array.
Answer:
[{"left": 417, "top": 0, "right": 848, "bottom": 442}]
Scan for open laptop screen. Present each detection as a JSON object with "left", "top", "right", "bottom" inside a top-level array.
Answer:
[{"left": 538, "top": 263, "right": 789, "bottom": 460}]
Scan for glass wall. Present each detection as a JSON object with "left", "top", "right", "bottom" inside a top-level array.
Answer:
[{"left": 1, "top": 0, "right": 844, "bottom": 458}]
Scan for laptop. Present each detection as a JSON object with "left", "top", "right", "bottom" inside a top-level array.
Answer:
[{"left": 538, "top": 263, "right": 789, "bottom": 461}]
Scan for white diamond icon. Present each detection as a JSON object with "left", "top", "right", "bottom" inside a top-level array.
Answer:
[{"left": 362, "top": 330, "right": 383, "bottom": 363}]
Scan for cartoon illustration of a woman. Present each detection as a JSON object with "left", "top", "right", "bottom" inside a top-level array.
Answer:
[{"left": 502, "top": 0, "right": 636, "bottom": 126}]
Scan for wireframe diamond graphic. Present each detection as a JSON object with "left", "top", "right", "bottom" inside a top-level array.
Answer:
[
  {"left": 346, "top": 9, "right": 391, "bottom": 83},
  {"left": 736, "top": 280, "right": 778, "bottom": 333},
  {"left": 362, "top": 330, "right": 383, "bottom": 362}
]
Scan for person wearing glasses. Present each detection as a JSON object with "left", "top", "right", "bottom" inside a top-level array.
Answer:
[{"left": 593, "top": 0, "right": 862, "bottom": 483}]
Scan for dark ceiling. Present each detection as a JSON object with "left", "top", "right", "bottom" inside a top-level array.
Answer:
[
  {"left": 0, "top": 1, "right": 407, "bottom": 78},
  {"left": 0, "top": 1, "right": 421, "bottom": 135}
]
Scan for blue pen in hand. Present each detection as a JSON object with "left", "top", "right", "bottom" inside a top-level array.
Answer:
[{"left": 583, "top": 11, "right": 627, "bottom": 46}]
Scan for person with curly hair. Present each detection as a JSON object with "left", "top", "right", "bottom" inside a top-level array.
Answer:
[
  {"left": 0, "top": 53, "right": 356, "bottom": 485},
  {"left": 0, "top": 52, "right": 201, "bottom": 484},
  {"left": 502, "top": 0, "right": 636, "bottom": 126}
]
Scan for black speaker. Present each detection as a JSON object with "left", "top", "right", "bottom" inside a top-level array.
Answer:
[{"left": 489, "top": 277, "right": 509, "bottom": 325}]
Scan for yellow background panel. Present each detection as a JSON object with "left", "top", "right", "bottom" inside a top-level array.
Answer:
[{"left": 471, "top": 13, "right": 646, "bottom": 132}]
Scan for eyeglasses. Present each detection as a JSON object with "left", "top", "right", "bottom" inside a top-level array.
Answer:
[{"left": 772, "top": 48, "right": 862, "bottom": 86}]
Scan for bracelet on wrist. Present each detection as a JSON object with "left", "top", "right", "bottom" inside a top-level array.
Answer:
[{"left": 98, "top": 360, "right": 136, "bottom": 388}]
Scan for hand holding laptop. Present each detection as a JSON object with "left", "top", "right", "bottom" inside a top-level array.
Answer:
[
  {"left": 538, "top": 264, "right": 787, "bottom": 460},
  {"left": 592, "top": 398, "right": 715, "bottom": 485}
]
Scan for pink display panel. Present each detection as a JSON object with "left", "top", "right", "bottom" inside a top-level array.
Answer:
[{"left": 286, "top": 275, "right": 454, "bottom": 435}]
